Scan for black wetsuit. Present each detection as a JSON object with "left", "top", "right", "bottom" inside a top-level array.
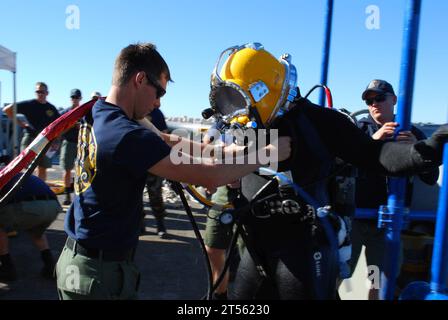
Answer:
[{"left": 230, "top": 97, "right": 441, "bottom": 300}]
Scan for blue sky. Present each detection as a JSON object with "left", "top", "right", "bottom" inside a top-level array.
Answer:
[{"left": 0, "top": 0, "right": 447, "bottom": 124}]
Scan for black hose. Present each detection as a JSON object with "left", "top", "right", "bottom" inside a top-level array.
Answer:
[
  {"left": 304, "top": 84, "right": 328, "bottom": 100},
  {"left": 170, "top": 181, "right": 214, "bottom": 300}
]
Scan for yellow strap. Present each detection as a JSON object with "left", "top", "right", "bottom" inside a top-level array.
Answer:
[{"left": 184, "top": 184, "right": 234, "bottom": 209}]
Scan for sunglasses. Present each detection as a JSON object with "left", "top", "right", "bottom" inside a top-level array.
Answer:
[
  {"left": 145, "top": 73, "right": 166, "bottom": 99},
  {"left": 71, "top": 96, "right": 81, "bottom": 99},
  {"left": 365, "top": 94, "right": 390, "bottom": 106},
  {"left": 35, "top": 90, "right": 47, "bottom": 94}
]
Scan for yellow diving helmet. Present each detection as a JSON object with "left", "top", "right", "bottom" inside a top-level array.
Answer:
[{"left": 210, "top": 43, "right": 298, "bottom": 127}]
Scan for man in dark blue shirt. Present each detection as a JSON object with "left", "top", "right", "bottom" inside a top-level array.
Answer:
[
  {"left": 55, "top": 43, "right": 291, "bottom": 300},
  {"left": 0, "top": 174, "right": 62, "bottom": 281},
  {"left": 2, "top": 82, "right": 60, "bottom": 181}
]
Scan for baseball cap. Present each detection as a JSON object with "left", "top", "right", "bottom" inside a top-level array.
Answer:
[
  {"left": 70, "top": 88, "right": 82, "bottom": 98},
  {"left": 91, "top": 91, "right": 101, "bottom": 99},
  {"left": 361, "top": 80, "right": 395, "bottom": 100}
]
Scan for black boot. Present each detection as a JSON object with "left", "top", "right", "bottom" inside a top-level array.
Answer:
[
  {"left": 155, "top": 217, "right": 167, "bottom": 239},
  {"left": 40, "top": 249, "right": 55, "bottom": 280},
  {"left": 0, "top": 254, "right": 17, "bottom": 281},
  {"left": 63, "top": 187, "right": 72, "bottom": 206}
]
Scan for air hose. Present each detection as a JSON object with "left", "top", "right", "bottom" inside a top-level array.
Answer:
[
  {"left": 170, "top": 181, "right": 215, "bottom": 300},
  {"left": 304, "top": 84, "right": 333, "bottom": 108}
]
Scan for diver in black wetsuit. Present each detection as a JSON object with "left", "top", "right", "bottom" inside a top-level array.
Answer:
[{"left": 207, "top": 43, "right": 447, "bottom": 300}]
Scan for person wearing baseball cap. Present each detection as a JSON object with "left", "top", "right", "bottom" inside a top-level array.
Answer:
[
  {"left": 91, "top": 91, "right": 101, "bottom": 101},
  {"left": 361, "top": 79, "right": 395, "bottom": 99},
  {"left": 352, "top": 79, "right": 439, "bottom": 299},
  {"left": 2, "top": 82, "right": 60, "bottom": 181},
  {"left": 70, "top": 89, "right": 82, "bottom": 99},
  {"left": 361, "top": 79, "right": 397, "bottom": 127}
]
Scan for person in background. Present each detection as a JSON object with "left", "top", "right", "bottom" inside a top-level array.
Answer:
[
  {"left": 204, "top": 184, "right": 240, "bottom": 300},
  {"left": 59, "top": 89, "right": 82, "bottom": 205},
  {"left": 142, "top": 108, "right": 169, "bottom": 238},
  {"left": 2, "top": 82, "right": 60, "bottom": 181},
  {"left": 0, "top": 174, "right": 62, "bottom": 281},
  {"left": 91, "top": 91, "right": 101, "bottom": 101},
  {"left": 351, "top": 79, "right": 439, "bottom": 300}
]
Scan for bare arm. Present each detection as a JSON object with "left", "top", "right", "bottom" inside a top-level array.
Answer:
[
  {"left": 2, "top": 103, "right": 27, "bottom": 128},
  {"left": 138, "top": 118, "right": 216, "bottom": 155},
  {"left": 2, "top": 104, "right": 13, "bottom": 118},
  {"left": 160, "top": 132, "right": 219, "bottom": 155},
  {"left": 149, "top": 155, "right": 260, "bottom": 190},
  {"left": 149, "top": 136, "right": 291, "bottom": 189}
]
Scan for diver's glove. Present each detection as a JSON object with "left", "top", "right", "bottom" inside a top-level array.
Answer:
[
  {"left": 379, "top": 124, "right": 446, "bottom": 174},
  {"left": 424, "top": 124, "right": 448, "bottom": 162}
]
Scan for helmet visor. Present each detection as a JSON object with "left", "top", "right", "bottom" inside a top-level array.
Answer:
[{"left": 211, "top": 85, "right": 248, "bottom": 117}]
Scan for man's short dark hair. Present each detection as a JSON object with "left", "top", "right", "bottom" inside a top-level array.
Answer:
[
  {"left": 112, "top": 43, "right": 172, "bottom": 86},
  {"left": 35, "top": 82, "right": 48, "bottom": 91}
]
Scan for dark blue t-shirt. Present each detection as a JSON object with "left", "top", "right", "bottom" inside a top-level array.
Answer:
[
  {"left": 16, "top": 99, "right": 60, "bottom": 135},
  {"left": 148, "top": 108, "right": 167, "bottom": 132},
  {"left": 64, "top": 100, "right": 171, "bottom": 251},
  {"left": 60, "top": 108, "right": 80, "bottom": 143},
  {"left": 2, "top": 174, "right": 56, "bottom": 204}
]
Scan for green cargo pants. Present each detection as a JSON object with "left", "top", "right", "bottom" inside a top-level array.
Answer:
[{"left": 56, "top": 242, "right": 140, "bottom": 300}]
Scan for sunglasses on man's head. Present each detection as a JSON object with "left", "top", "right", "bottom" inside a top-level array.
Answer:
[
  {"left": 365, "top": 94, "right": 390, "bottom": 106},
  {"left": 35, "top": 90, "right": 47, "bottom": 94},
  {"left": 145, "top": 73, "right": 166, "bottom": 99}
]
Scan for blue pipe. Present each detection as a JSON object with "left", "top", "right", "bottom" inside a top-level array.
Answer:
[
  {"left": 318, "top": 0, "right": 333, "bottom": 107},
  {"left": 380, "top": 0, "right": 422, "bottom": 301},
  {"left": 404, "top": 144, "right": 448, "bottom": 300},
  {"left": 355, "top": 208, "right": 435, "bottom": 221},
  {"left": 426, "top": 143, "right": 448, "bottom": 298}
]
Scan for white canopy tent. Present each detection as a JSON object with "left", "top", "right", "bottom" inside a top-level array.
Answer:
[{"left": 0, "top": 45, "right": 18, "bottom": 157}]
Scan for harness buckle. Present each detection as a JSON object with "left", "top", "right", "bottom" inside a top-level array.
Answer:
[
  {"left": 281, "top": 199, "right": 301, "bottom": 214},
  {"left": 250, "top": 195, "right": 307, "bottom": 219}
]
